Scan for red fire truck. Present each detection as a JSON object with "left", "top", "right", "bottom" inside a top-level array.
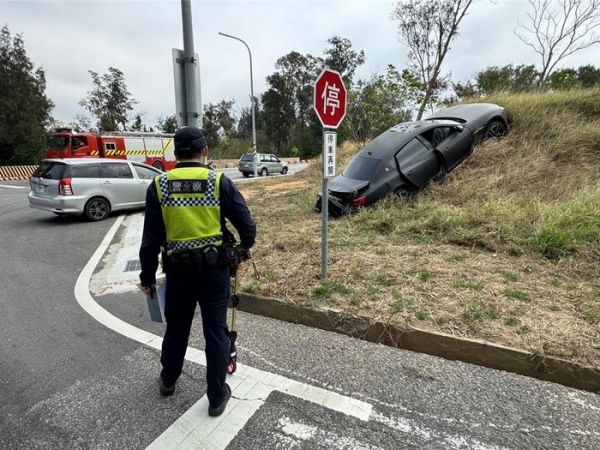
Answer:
[{"left": 45, "top": 128, "right": 176, "bottom": 171}]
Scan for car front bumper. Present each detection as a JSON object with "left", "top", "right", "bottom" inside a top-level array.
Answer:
[{"left": 28, "top": 191, "right": 88, "bottom": 214}]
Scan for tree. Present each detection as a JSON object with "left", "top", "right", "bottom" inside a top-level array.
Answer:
[
  {"left": 345, "top": 65, "right": 416, "bottom": 144},
  {"left": 79, "top": 67, "right": 137, "bottom": 131},
  {"left": 577, "top": 64, "right": 600, "bottom": 87},
  {"left": 323, "top": 36, "right": 365, "bottom": 85},
  {"left": 156, "top": 115, "right": 178, "bottom": 133},
  {"left": 0, "top": 26, "right": 53, "bottom": 164},
  {"left": 202, "top": 100, "right": 235, "bottom": 147},
  {"left": 477, "top": 65, "right": 540, "bottom": 94},
  {"left": 515, "top": 0, "right": 600, "bottom": 86},
  {"left": 130, "top": 114, "right": 143, "bottom": 131},
  {"left": 392, "top": 0, "right": 479, "bottom": 119},
  {"left": 548, "top": 68, "right": 581, "bottom": 89}
]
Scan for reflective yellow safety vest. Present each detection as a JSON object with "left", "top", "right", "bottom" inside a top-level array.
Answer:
[{"left": 155, "top": 167, "right": 223, "bottom": 254}]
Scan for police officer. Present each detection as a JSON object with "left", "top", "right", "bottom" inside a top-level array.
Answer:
[{"left": 139, "top": 126, "right": 256, "bottom": 417}]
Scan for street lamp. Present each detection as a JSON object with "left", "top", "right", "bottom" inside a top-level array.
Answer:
[{"left": 218, "top": 31, "right": 257, "bottom": 177}]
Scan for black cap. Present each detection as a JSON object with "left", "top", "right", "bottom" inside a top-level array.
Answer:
[{"left": 174, "top": 126, "right": 207, "bottom": 151}]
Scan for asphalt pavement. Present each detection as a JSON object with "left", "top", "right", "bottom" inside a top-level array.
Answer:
[{"left": 0, "top": 180, "right": 599, "bottom": 449}]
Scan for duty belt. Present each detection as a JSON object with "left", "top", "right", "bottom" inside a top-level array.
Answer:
[{"left": 162, "top": 245, "right": 225, "bottom": 273}]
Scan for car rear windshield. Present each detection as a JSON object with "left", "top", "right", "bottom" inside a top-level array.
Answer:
[
  {"left": 343, "top": 156, "right": 381, "bottom": 181},
  {"left": 47, "top": 135, "right": 69, "bottom": 150},
  {"left": 240, "top": 153, "right": 255, "bottom": 161},
  {"left": 33, "top": 162, "right": 69, "bottom": 180}
]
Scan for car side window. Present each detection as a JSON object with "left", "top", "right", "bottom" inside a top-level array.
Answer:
[
  {"left": 70, "top": 164, "right": 100, "bottom": 178},
  {"left": 133, "top": 164, "right": 160, "bottom": 180},
  {"left": 101, "top": 162, "right": 133, "bottom": 179},
  {"left": 422, "top": 127, "right": 452, "bottom": 148},
  {"left": 260, "top": 155, "right": 268, "bottom": 162},
  {"left": 270, "top": 155, "right": 280, "bottom": 163},
  {"left": 395, "top": 138, "right": 431, "bottom": 167}
]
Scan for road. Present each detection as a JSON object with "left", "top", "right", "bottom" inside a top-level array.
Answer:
[
  {"left": 0, "top": 180, "right": 599, "bottom": 449},
  {"left": 219, "top": 163, "right": 308, "bottom": 182}
]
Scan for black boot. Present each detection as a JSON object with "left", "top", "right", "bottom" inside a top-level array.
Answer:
[{"left": 208, "top": 384, "right": 231, "bottom": 417}]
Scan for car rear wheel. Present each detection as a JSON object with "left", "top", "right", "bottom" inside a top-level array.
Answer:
[
  {"left": 485, "top": 120, "right": 507, "bottom": 140},
  {"left": 152, "top": 161, "right": 165, "bottom": 171},
  {"left": 393, "top": 187, "right": 411, "bottom": 200},
  {"left": 84, "top": 197, "right": 111, "bottom": 221},
  {"left": 281, "top": 166, "right": 288, "bottom": 175},
  {"left": 260, "top": 168, "right": 268, "bottom": 176},
  {"left": 242, "top": 172, "right": 250, "bottom": 178}
]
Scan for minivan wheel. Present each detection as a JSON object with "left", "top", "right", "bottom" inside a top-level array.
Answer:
[
  {"left": 84, "top": 197, "right": 111, "bottom": 221},
  {"left": 260, "top": 168, "right": 268, "bottom": 176},
  {"left": 242, "top": 172, "right": 250, "bottom": 178},
  {"left": 281, "top": 166, "right": 288, "bottom": 175}
]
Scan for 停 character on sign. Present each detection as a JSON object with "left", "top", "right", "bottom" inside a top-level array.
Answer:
[{"left": 321, "top": 82, "right": 340, "bottom": 116}]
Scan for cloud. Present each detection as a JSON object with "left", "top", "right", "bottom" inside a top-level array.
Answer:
[{"left": 3, "top": 0, "right": 599, "bottom": 127}]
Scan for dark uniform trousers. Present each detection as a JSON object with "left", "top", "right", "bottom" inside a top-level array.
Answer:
[{"left": 160, "top": 265, "right": 230, "bottom": 407}]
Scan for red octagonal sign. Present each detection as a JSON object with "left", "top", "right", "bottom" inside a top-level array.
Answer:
[{"left": 313, "top": 69, "right": 347, "bottom": 129}]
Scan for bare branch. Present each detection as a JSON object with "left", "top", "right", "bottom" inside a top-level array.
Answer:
[
  {"left": 515, "top": 0, "right": 600, "bottom": 85},
  {"left": 392, "top": 0, "right": 480, "bottom": 119}
]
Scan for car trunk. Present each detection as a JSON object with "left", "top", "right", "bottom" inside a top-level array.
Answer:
[
  {"left": 30, "top": 161, "right": 69, "bottom": 197},
  {"left": 328, "top": 175, "right": 369, "bottom": 200}
]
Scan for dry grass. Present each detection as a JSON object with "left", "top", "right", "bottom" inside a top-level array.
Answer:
[{"left": 238, "top": 89, "right": 600, "bottom": 368}]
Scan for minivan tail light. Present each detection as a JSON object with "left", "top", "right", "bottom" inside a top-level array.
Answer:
[
  {"left": 58, "top": 178, "right": 73, "bottom": 195},
  {"left": 352, "top": 195, "right": 367, "bottom": 207}
]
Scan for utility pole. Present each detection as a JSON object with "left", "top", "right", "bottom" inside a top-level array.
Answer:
[
  {"left": 219, "top": 32, "right": 257, "bottom": 177},
  {"left": 181, "top": 0, "right": 200, "bottom": 127}
]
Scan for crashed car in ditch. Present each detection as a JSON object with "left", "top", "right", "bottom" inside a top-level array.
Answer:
[{"left": 315, "top": 103, "right": 508, "bottom": 217}]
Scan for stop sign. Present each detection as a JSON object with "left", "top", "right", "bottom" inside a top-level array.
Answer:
[{"left": 313, "top": 69, "right": 347, "bottom": 129}]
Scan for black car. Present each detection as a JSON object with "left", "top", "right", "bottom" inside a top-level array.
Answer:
[{"left": 315, "top": 103, "right": 508, "bottom": 217}]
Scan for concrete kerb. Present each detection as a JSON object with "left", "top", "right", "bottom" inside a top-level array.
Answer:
[
  {"left": 236, "top": 292, "right": 600, "bottom": 393},
  {"left": 0, "top": 165, "right": 38, "bottom": 181}
]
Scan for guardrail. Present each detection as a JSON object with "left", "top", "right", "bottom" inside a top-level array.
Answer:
[{"left": 0, "top": 165, "right": 38, "bottom": 181}]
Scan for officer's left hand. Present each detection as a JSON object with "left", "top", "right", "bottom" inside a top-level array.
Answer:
[{"left": 140, "top": 285, "right": 153, "bottom": 295}]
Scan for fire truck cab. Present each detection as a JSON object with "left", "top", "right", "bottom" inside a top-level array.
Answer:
[{"left": 45, "top": 128, "right": 176, "bottom": 171}]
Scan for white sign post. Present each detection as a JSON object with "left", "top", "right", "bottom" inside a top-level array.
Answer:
[{"left": 314, "top": 69, "right": 346, "bottom": 279}]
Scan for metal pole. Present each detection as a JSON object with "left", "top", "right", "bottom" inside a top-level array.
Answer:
[
  {"left": 321, "top": 129, "right": 328, "bottom": 279},
  {"left": 218, "top": 32, "right": 257, "bottom": 177},
  {"left": 181, "top": 0, "right": 199, "bottom": 127}
]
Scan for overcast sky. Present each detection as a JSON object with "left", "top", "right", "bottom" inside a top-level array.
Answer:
[{"left": 2, "top": 0, "right": 599, "bottom": 127}]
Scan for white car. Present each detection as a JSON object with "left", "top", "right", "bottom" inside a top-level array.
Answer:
[
  {"left": 28, "top": 158, "right": 162, "bottom": 221},
  {"left": 238, "top": 153, "right": 289, "bottom": 177}
]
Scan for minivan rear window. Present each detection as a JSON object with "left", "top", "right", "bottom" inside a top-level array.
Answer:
[
  {"left": 70, "top": 164, "right": 100, "bottom": 178},
  {"left": 241, "top": 153, "right": 255, "bottom": 161},
  {"left": 33, "top": 162, "right": 69, "bottom": 180}
]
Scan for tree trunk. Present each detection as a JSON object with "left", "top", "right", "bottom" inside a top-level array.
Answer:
[{"left": 416, "top": 85, "right": 434, "bottom": 120}]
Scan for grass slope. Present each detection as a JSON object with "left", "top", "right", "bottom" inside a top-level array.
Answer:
[{"left": 239, "top": 89, "right": 600, "bottom": 368}]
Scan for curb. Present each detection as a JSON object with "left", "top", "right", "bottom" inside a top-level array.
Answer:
[
  {"left": 0, "top": 165, "right": 38, "bottom": 181},
  {"left": 237, "top": 293, "right": 600, "bottom": 393}
]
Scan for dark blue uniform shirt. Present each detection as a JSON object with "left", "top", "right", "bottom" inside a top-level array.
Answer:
[{"left": 139, "top": 162, "right": 256, "bottom": 286}]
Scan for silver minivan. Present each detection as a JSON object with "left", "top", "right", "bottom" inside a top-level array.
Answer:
[
  {"left": 28, "top": 158, "right": 162, "bottom": 221},
  {"left": 238, "top": 153, "right": 289, "bottom": 177}
]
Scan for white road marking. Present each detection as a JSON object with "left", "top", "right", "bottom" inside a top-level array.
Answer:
[
  {"left": 275, "top": 416, "right": 384, "bottom": 450},
  {"left": 90, "top": 213, "right": 146, "bottom": 297},
  {"left": 0, "top": 184, "right": 27, "bottom": 189},
  {"left": 74, "top": 214, "right": 372, "bottom": 450},
  {"left": 371, "top": 412, "right": 508, "bottom": 450}
]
